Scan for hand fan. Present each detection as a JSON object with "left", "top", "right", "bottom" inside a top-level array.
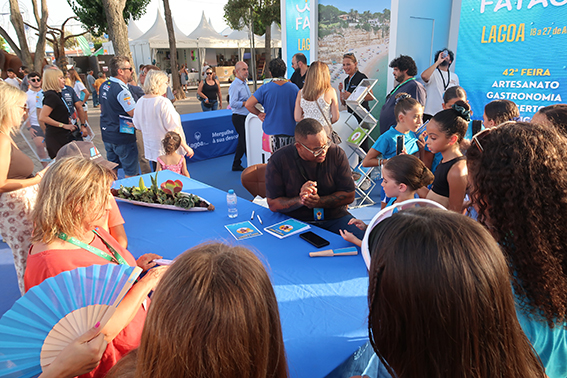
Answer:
[
  {"left": 361, "top": 199, "right": 446, "bottom": 270},
  {"left": 0, "top": 263, "right": 142, "bottom": 378}
]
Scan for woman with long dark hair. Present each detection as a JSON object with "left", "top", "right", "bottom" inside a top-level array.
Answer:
[
  {"left": 367, "top": 207, "right": 546, "bottom": 378},
  {"left": 467, "top": 122, "right": 567, "bottom": 378}
]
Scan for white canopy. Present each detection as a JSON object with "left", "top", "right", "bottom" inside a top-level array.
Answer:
[
  {"left": 127, "top": 18, "right": 145, "bottom": 41},
  {"left": 187, "top": 12, "right": 237, "bottom": 48},
  {"left": 132, "top": 9, "right": 197, "bottom": 48},
  {"left": 260, "top": 22, "right": 282, "bottom": 48},
  {"left": 220, "top": 26, "right": 234, "bottom": 37},
  {"left": 227, "top": 25, "right": 263, "bottom": 48}
]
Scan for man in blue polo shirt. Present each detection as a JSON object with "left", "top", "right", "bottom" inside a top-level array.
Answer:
[{"left": 100, "top": 56, "right": 138, "bottom": 177}]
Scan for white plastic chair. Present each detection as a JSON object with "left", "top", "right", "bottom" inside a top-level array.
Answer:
[
  {"left": 245, "top": 113, "right": 271, "bottom": 166},
  {"left": 360, "top": 199, "right": 447, "bottom": 270}
]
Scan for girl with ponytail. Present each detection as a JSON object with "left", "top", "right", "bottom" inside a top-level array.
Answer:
[
  {"left": 425, "top": 101, "right": 469, "bottom": 212},
  {"left": 340, "top": 154, "right": 433, "bottom": 247}
]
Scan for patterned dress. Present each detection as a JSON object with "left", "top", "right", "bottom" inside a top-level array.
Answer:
[{"left": 0, "top": 185, "right": 38, "bottom": 295}]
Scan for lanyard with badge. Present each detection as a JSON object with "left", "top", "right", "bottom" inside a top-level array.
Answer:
[
  {"left": 436, "top": 67, "right": 451, "bottom": 91},
  {"left": 385, "top": 77, "right": 416, "bottom": 100},
  {"left": 58, "top": 229, "right": 129, "bottom": 265},
  {"left": 294, "top": 150, "right": 325, "bottom": 221}
]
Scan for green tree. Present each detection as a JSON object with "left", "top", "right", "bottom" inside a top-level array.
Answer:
[
  {"left": 67, "top": 0, "right": 149, "bottom": 37},
  {"left": 318, "top": 4, "right": 342, "bottom": 24},
  {"left": 67, "top": 0, "right": 150, "bottom": 58},
  {"left": 224, "top": 0, "right": 279, "bottom": 77}
]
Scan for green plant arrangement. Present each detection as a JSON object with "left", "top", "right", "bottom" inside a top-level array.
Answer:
[{"left": 110, "top": 173, "right": 215, "bottom": 211}]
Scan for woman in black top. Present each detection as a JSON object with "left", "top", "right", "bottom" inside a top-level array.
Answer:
[
  {"left": 338, "top": 53, "right": 373, "bottom": 121},
  {"left": 197, "top": 68, "right": 222, "bottom": 112},
  {"left": 39, "top": 68, "right": 84, "bottom": 158}
]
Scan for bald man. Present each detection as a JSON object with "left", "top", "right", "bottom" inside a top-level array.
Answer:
[{"left": 228, "top": 61, "right": 251, "bottom": 171}]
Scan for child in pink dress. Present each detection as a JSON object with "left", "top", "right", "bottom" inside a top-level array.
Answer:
[{"left": 157, "top": 131, "right": 191, "bottom": 177}]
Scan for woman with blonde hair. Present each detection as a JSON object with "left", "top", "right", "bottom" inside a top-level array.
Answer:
[
  {"left": 107, "top": 243, "right": 289, "bottom": 378},
  {"left": 39, "top": 67, "right": 86, "bottom": 158},
  {"left": 0, "top": 82, "right": 48, "bottom": 294},
  {"left": 294, "top": 61, "right": 340, "bottom": 141},
  {"left": 25, "top": 156, "right": 167, "bottom": 378},
  {"left": 133, "top": 70, "right": 193, "bottom": 169}
]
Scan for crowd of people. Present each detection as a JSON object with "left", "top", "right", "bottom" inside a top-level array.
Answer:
[{"left": 1, "top": 47, "right": 567, "bottom": 378}]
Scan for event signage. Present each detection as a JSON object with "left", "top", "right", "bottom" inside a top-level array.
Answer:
[
  {"left": 180, "top": 111, "right": 238, "bottom": 161},
  {"left": 283, "top": 0, "right": 313, "bottom": 77},
  {"left": 456, "top": 0, "right": 567, "bottom": 120}
]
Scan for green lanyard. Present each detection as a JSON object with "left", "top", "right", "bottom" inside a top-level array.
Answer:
[
  {"left": 58, "top": 229, "right": 129, "bottom": 265},
  {"left": 386, "top": 77, "right": 416, "bottom": 100}
]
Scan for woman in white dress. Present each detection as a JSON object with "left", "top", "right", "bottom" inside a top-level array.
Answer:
[
  {"left": 294, "top": 61, "right": 340, "bottom": 141},
  {"left": 133, "top": 70, "right": 194, "bottom": 170}
]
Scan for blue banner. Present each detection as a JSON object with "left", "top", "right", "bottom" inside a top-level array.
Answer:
[
  {"left": 285, "top": 0, "right": 312, "bottom": 77},
  {"left": 456, "top": 1, "right": 567, "bottom": 120},
  {"left": 181, "top": 110, "right": 237, "bottom": 162}
]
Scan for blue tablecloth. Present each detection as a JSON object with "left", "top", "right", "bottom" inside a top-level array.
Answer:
[
  {"left": 114, "top": 171, "right": 370, "bottom": 378},
  {"left": 181, "top": 109, "right": 237, "bottom": 161}
]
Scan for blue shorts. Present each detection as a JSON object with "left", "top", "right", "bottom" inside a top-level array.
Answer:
[{"left": 104, "top": 142, "right": 139, "bottom": 176}]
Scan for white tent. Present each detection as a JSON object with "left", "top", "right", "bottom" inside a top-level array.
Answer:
[
  {"left": 260, "top": 22, "right": 282, "bottom": 48},
  {"left": 227, "top": 25, "right": 263, "bottom": 48},
  {"left": 220, "top": 26, "right": 234, "bottom": 37},
  {"left": 133, "top": 9, "right": 197, "bottom": 48},
  {"left": 187, "top": 12, "right": 237, "bottom": 48},
  {"left": 129, "top": 10, "right": 199, "bottom": 72},
  {"left": 127, "top": 19, "right": 145, "bottom": 41}
]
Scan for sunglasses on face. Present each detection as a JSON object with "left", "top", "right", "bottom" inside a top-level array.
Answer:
[
  {"left": 29, "top": 78, "right": 40, "bottom": 83},
  {"left": 120, "top": 67, "right": 133, "bottom": 72},
  {"left": 206, "top": 72, "right": 213, "bottom": 75}
]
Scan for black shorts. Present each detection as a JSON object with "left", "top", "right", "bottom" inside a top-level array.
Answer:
[{"left": 30, "top": 125, "right": 45, "bottom": 138}]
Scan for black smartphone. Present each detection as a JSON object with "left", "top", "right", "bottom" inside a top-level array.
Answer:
[
  {"left": 300, "top": 231, "right": 330, "bottom": 248},
  {"left": 396, "top": 135, "right": 404, "bottom": 155}
]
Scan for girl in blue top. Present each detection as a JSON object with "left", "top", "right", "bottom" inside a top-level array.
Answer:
[
  {"left": 363, "top": 93, "right": 423, "bottom": 206},
  {"left": 340, "top": 154, "right": 433, "bottom": 247}
]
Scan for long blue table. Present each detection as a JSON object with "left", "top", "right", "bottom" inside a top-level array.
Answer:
[
  {"left": 181, "top": 109, "right": 237, "bottom": 161},
  {"left": 114, "top": 171, "right": 370, "bottom": 378}
]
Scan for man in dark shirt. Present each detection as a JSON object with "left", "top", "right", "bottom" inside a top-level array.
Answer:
[
  {"left": 379, "top": 55, "right": 426, "bottom": 134},
  {"left": 289, "top": 53, "right": 308, "bottom": 89},
  {"left": 266, "top": 118, "right": 364, "bottom": 238}
]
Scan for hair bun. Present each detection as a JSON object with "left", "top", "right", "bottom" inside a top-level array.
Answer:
[
  {"left": 395, "top": 93, "right": 411, "bottom": 105},
  {"left": 452, "top": 103, "right": 471, "bottom": 122}
]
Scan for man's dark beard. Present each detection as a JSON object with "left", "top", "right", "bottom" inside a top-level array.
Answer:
[{"left": 439, "top": 60, "right": 450, "bottom": 68}]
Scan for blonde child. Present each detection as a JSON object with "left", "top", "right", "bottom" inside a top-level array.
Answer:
[
  {"left": 157, "top": 131, "right": 190, "bottom": 177},
  {"left": 340, "top": 154, "right": 433, "bottom": 246}
]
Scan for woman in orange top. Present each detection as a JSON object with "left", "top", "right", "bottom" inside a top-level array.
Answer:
[{"left": 25, "top": 156, "right": 167, "bottom": 378}]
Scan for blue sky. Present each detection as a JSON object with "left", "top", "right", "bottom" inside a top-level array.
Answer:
[{"left": 317, "top": 0, "right": 391, "bottom": 15}]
